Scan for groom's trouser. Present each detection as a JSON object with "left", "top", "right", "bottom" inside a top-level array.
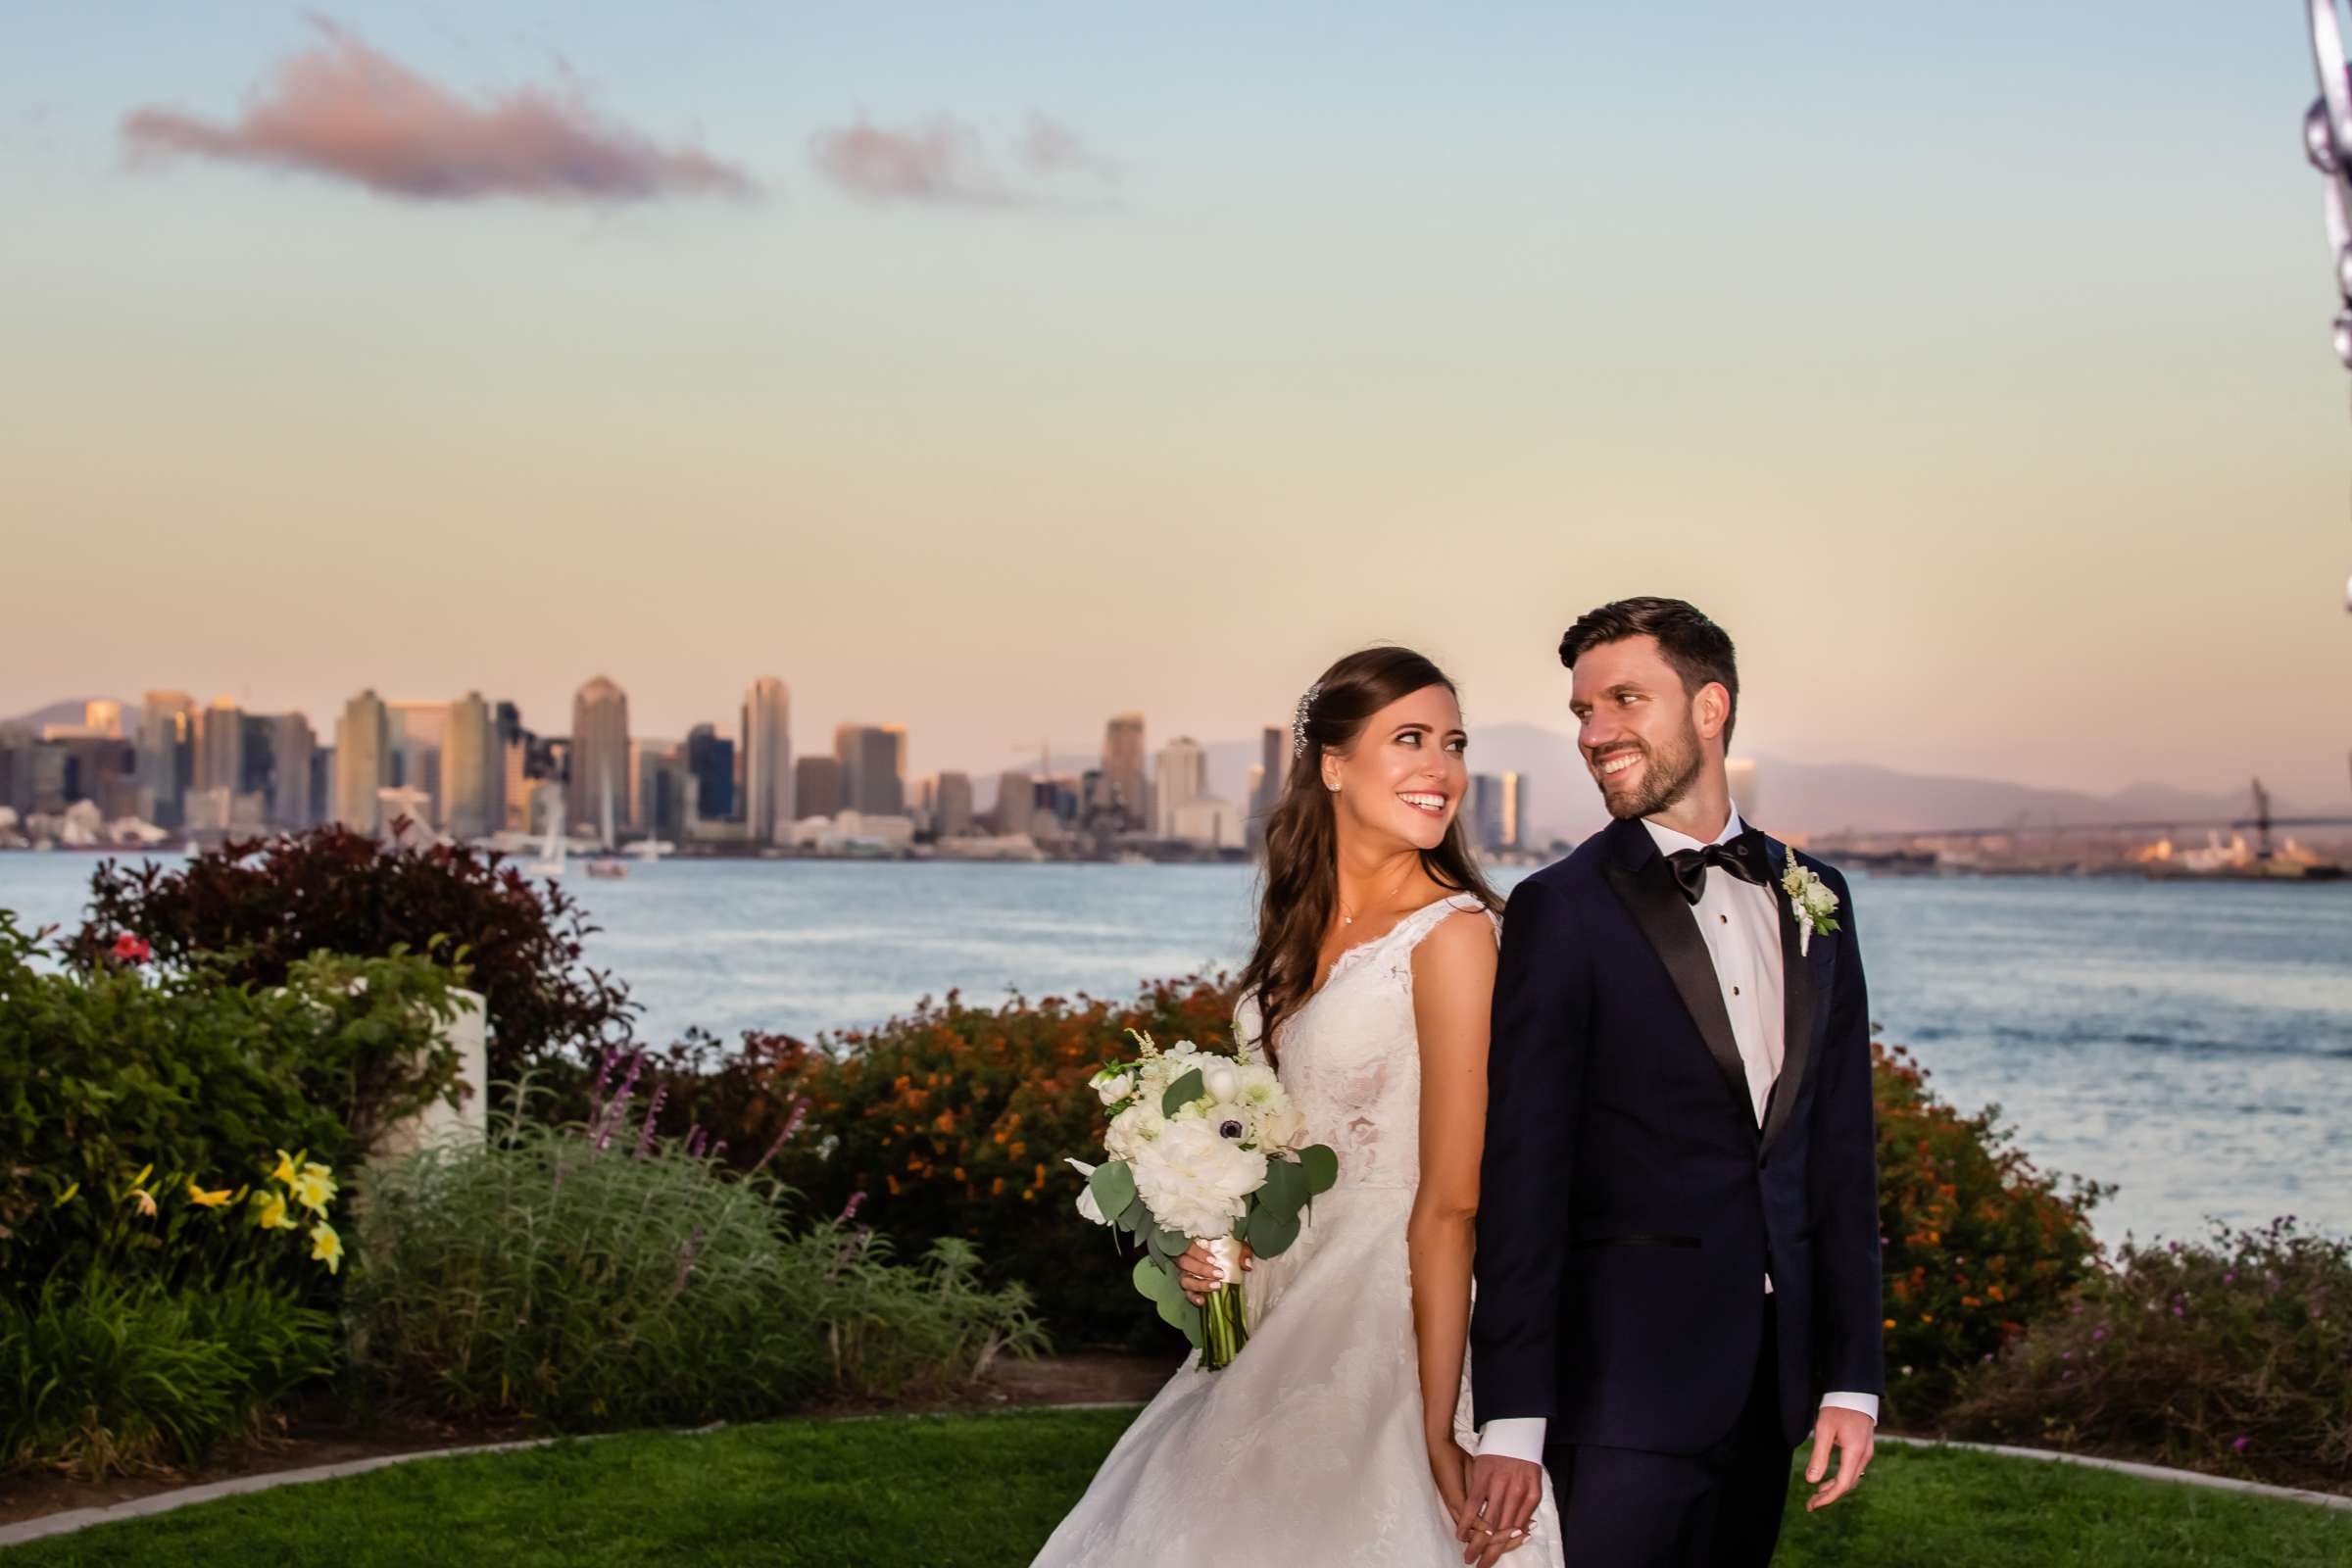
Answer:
[{"left": 1543, "top": 1308, "right": 1794, "bottom": 1567}]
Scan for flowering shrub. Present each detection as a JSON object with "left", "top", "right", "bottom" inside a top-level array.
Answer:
[
  {"left": 1871, "top": 1039, "right": 2107, "bottom": 1418},
  {"left": 0, "top": 911, "right": 460, "bottom": 1297},
  {"left": 1947, "top": 1219, "right": 2352, "bottom": 1490},
  {"left": 347, "top": 1083, "right": 1044, "bottom": 1429},
  {"left": 757, "top": 976, "right": 1241, "bottom": 1347},
  {"left": 65, "top": 824, "right": 636, "bottom": 1077}
]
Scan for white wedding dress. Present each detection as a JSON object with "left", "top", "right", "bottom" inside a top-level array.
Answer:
[{"left": 1032, "top": 893, "right": 1565, "bottom": 1567}]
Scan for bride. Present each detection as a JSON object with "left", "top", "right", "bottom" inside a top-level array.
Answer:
[{"left": 1032, "top": 646, "right": 1563, "bottom": 1568}]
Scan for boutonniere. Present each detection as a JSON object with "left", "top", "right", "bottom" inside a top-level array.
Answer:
[{"left": 1779, "top": 853, "right": 1841, "bottom": 956}]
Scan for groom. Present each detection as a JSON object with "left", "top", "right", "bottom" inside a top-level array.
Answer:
[{"left": 1461, "top": 598, "right": 1883, "bottom": 1566}]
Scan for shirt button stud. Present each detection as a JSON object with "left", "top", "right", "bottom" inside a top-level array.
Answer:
[
  {"left": 1733, "top": 985, "right": 1741, "bottom": 996},
  {"left": 1720, "top": 914, "right": 1728, "bottom": 924}
]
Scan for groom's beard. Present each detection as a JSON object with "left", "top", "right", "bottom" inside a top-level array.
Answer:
[{"left": 1593, "top": 723, "right": 1701, "bottom": 820}]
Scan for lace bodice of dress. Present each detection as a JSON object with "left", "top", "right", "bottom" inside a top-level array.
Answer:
[{"left": 1233, "top": 893, "right": 1497, "bottom": 1194}]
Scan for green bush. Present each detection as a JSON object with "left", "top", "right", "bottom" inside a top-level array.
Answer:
[
  {"left": 753, "top": 976, "right": 1240, "bottom": 1348},
  {"left": 1946, "top": 1218, "right": 2352, "bottom": 1491},
  {"left": 0, "top": 1278, "right": 333, "bottom": 1477},
  {"left": 1872, "top": 1039, "right": 2107, "bottom": 1420},
  {"left": 346, "top": 1085, "right": 1045, "bottom": 1430},
  {"left": 66, "top": 825, "right": 636, "bottom": 1079},
  {"left": 0, "top": 911, "right": 463, "bottom": 1298}
]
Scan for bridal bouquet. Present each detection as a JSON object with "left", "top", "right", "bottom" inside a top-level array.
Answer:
[{"left": 1067, "top": 1030, "right": 1336, "bottom": 1370}]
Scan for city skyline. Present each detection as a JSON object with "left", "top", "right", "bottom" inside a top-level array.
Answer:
[{"left": 3, "top": 7, "right": 2346, "bottom": 803}]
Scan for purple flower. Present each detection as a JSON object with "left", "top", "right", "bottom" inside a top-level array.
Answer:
[
  {"left": 752, "top": 1098, "right": 811, "bottom": 1176},
  {"left": 2061, "top": 1350, "right": 2073, "bottom": 1360},
  {"left": 839, "top": 1190, "right": 866, "bottom": 1223},
  {"left": 2091, "top": 1327, "right": 2106, "bottom": 1342},
  {"left": 685, "top": 1125, "right": 707, "bottom": 1159},
  {"left": 2232, "top": 1437, "right": 2250, "bottom": 1453},
  {"left": 2223, "top": 1271, "right": 2236, "bottom": 1285},
  {"left": 635, "top": 1084, "right": 669, "bottom": 1159}
]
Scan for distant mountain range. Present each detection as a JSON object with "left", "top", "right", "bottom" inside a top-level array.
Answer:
[
  {"left": 0, "top": 698, "right": 128, "bottom": 737},
  {"left": 1186, "top": 723, "right": 2298, "bottom": 843}
]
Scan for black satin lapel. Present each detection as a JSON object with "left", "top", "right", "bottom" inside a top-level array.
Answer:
[
  {"left": 1602, "top": 859, "right": 1756, "bottom": 1137},
  {"left": 1760, "top": 842, "right": 1819, "bottom": 1153}
]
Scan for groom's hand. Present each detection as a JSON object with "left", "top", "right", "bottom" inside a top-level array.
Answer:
[
  {"left": 1455, "top": 1452, "right": 1541, "bottom": 1565},
  {"left": 1803, "top": 1406, "right": 1876, "bottom": 1512}
]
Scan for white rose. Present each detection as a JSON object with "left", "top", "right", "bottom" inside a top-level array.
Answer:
[
  {"left": 1128, "top": 1118, "right": 1269, "bottom": 1240},
  {"left": 1092, "top": 1070, "right": 1136, "bottom": 1106},
  {"left": 1202, "top": 1063, "right": 1240, "bottom": 1104},
  {"left": 1254, "top": 1102, "right": 1308, "bottom": 1152}
]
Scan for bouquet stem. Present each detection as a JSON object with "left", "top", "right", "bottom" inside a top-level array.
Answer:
[{"left": 1202, "top": 1281, "right": 1249, "bottom": 1370}]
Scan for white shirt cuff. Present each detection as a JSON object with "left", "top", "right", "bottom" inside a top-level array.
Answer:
[
  {"left": 1476, "top": 1417, "right": 1548, "bottom": 1463},
  {"left": 1820, "top": 1392, "right": 1880, "bottom": 1423}
]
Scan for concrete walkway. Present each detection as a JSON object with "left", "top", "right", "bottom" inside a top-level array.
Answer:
[{"left": 3, "top": 1412, "right": 2343, "bottom": 1549}]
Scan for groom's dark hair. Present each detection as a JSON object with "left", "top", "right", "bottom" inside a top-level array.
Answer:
[{"left": 1559, "top": 597, "right": 1740, "bottom": 748}]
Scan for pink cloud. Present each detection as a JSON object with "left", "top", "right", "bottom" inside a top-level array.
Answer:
[
  {"left": 811, "top": 113, "right": 1111, "bottom": 207},
  {"left": 121, "top": 20, "right": 756, "bottom": 203}
]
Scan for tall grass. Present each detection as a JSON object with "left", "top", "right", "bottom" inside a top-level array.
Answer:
[
  {"left": 347, "top": 1079, "right": 1045, "bottom": 1429},
  {"left": 0, "top": 1278, "right": 333, "bottom": 1476}
]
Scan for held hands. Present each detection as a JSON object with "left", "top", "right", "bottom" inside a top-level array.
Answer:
[
  {"left": 1803, "top": 1405, "right": 1876, "bottom": 1513},
  {"left": 1451, "top": 1449, "right": 1541, "bottom": 1567},
  {"left": 1175, "top": 1239, "right": 1252, "bottom": 1304}
]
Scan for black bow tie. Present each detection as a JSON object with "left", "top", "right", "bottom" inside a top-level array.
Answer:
[{"left": 1664, "top": 830, "right": 1773, "bottom": 906}]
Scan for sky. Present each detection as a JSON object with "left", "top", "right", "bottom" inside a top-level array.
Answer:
[{"left": 3, "top": 3, "right": 2347, "bottom": 804}]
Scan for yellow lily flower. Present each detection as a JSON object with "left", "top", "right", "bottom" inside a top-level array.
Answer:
[
  {"left": 56, "top": 1182, "right": 79, "bottom": 1206},
  {"left": 309, "top": 1220, "right": 343, "bottom": 1275},
  {"left": 254, "top": 1190, "right": 297, "bottom": 1232},
  {"left": 269, "top": 1150, "right": 298, "bottom": 1186},
  {"left": 292, "top": 1162, "right": 337, "bottom": 1215},
  {"left": 131, "top": 1163, "right": 154, "bottom": 1190},
  {"left": 188, "top": 1180, "right": 233, "bottom": 1209},
  {"left": 130, "top": 1188, "right": 158, "bottom": 1218}
]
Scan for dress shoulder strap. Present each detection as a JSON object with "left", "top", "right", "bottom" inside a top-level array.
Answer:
[{"left": 1392, "top": 892, "right": 1498, "bottom": 956}]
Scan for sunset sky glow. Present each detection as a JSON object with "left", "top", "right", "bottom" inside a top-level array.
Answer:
[{"left": 3, "top": 4, "right": 2346, "bottom": 802}]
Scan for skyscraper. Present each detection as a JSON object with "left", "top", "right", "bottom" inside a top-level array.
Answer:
[
  {"left": 995, "top": 769, "right": 1035, "bottom": 835},
  {"left": 741, "top": 677, "right": 792, "bottom": 842},
  {"left": 1499, "top": 771, "right": 1527, "bottom": 851},
  {"left": 269, "top": 712, "right": 317, "bottom": 827},
  {"left": 1153, "top": 737, "right": 1206, "bottom": 838},
  {"left": 443, "top": 693, "right": 502, "bottom": 840},
  {"left": 384, "top": 701, "right": 451, "bottom": 826},
  {"left": 834, "top": 723, "right": 906, "bottom": 816},
  {"left": 496, "top": 701, "right": 530, "bottom": 830},
  {"left": 198, "top": 697, "right": 244, "bottom": 795},
  {"left": 795, "top": 755, "right": 844, "bottom": 819},
  {"left": 334, "top": 690, "right": 389, "bottom": 834},
  {"left": 686, "top": 723, "right": 736, "bottom": 822},
  {"left": 568, "top": 676, "right": 630, "bottom": 845},
  {"left": 138, "top": 691, "right": 197, "bottom": 827},
  {"left": 936, "top": 770, "right": 975, "bottom": 838},
  {"left": 1469, "top": 773, "right": 1504, "bottom": 851},
  {"left": 1100, "top": 712, "right": 1149, "bottom": 830}
]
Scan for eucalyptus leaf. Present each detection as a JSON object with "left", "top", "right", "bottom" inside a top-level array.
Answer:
[
  {"left": 1089, "top": 1160, "right": 1138, "bottom": 1226},
  {"left": 1132, "top": 1253, "right": 1178, "bottom": 1303},
  {"left": 1160, "top": 1067, "right": 1204, "bottom": 1116},
  {"left": 1249, "top": 1202, "right": 1301, "bottom": 1259},
  {"left": 1259, "top": 1156, "right": 1308, "bottom": 1220},
  {"left": 1298, "top": 1143, "right": 1340, "bottom": 1196}
]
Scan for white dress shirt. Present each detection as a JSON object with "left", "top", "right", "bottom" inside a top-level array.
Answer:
[{"left": 1476, "top": 808, "right": 1879, "bottom": 1464}]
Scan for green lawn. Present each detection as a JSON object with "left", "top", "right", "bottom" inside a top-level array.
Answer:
[{"left": 6, "top": 1407, "right": 2347, "bottom": 1567}]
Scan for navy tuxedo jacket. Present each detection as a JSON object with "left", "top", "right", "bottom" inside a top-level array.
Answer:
[{"left": 1469, "top": 815, "right": 1885, "bottom": 1453}]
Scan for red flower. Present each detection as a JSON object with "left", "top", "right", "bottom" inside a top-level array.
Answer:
[{"left": 110, "top": 933, "right": 152, "bottom": 964}]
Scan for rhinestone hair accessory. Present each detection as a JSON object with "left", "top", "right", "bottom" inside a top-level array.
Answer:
[{"left": 1291, "top": 682, "right": 1322, "bottom": 757}]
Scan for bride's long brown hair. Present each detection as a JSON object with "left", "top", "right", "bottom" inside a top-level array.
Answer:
[{"left": 1238, "top": 646, "right": 1501, "bottom": 1060}]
